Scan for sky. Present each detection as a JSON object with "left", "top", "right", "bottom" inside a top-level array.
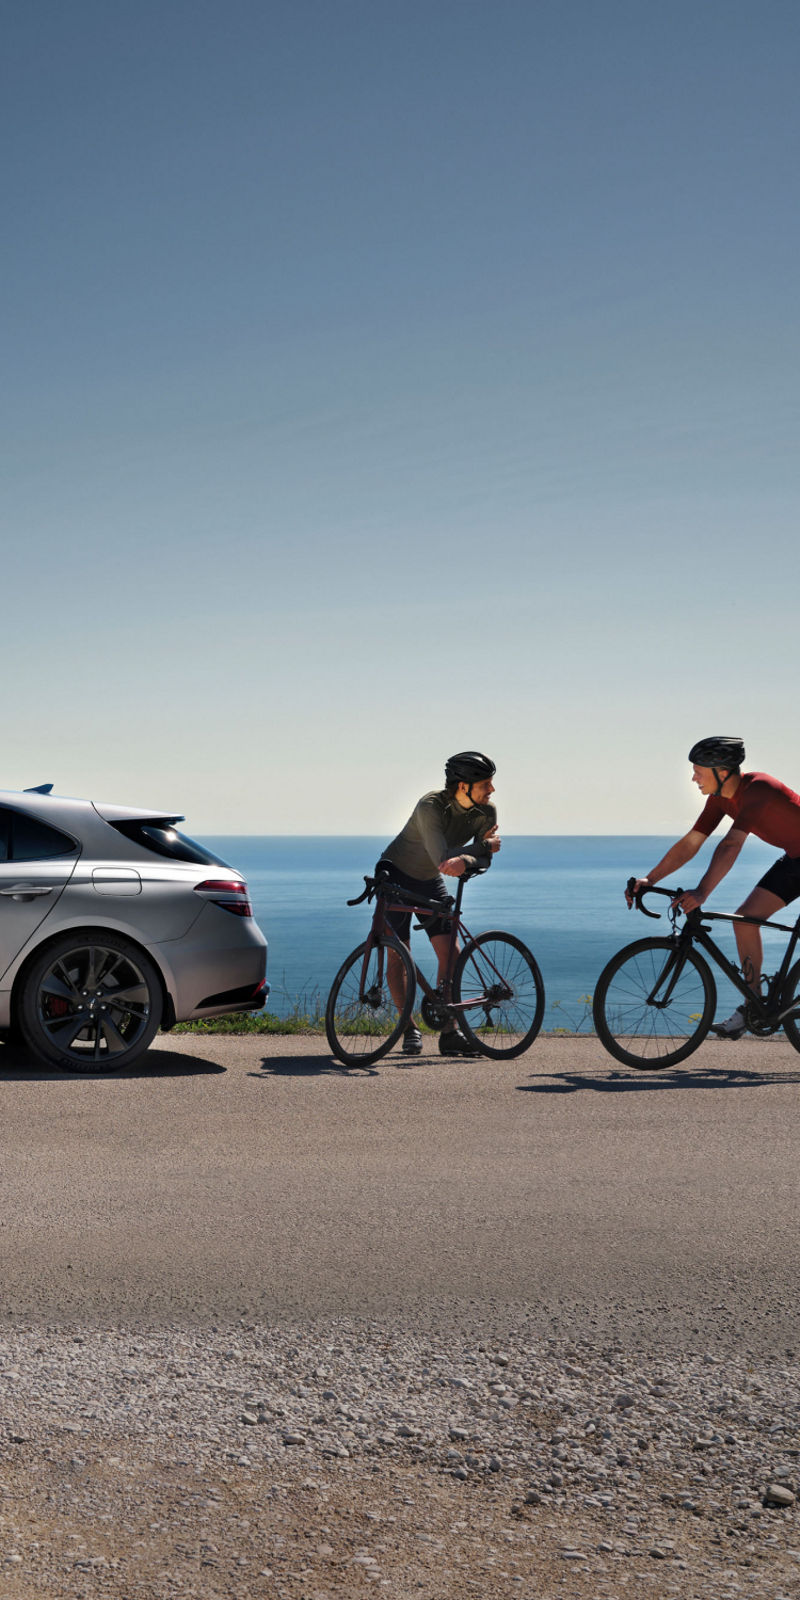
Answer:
[{"left": 3, "top": 0, "right": 799, "bottom": 837}]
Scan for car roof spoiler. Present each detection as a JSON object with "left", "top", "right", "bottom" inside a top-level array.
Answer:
[{"left": 93, "top": 802, "right": 186, "bottom": 825}]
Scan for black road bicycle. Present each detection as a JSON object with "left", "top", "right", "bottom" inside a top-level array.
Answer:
[
  {"left": 593, "top": 878, "right": 800, "bottom": 1069},
  {"left": 325, "top": 864, "right": 545, "bottom": 1067}
]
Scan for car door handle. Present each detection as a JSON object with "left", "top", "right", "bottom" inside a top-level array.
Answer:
[{"left": 0, "top": 884, "right": 56, "bottom": 899}]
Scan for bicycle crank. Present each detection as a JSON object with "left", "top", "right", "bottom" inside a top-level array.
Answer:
[
  {"left": 420, "top": 992, "right": 451, "bottom": 1029},
  {"left": 743, "top": 1001, "right": 780, "bottom": 1037}
]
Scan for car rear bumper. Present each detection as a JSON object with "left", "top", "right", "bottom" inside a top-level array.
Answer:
[
  {"left": 192, "top": 976, "right": 270, "bottom": 1013},
  {"left": 154, "top": 906, "right": 269, "bottom": 1022}
]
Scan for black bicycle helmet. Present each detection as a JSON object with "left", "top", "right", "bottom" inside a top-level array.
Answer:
[
  {"left": 688, "top": 736, "right": 745, "bottom": 797},
  {"left": 445, "top": 751, "right": 496, "bottom": 785},
  {"left": 688, "top": 737, "right": 745, "bottom": 770}
]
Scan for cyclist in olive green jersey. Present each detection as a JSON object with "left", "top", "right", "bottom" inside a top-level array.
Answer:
[{"left": 377, "top": 752, "right": 501, "bottom": 1055}]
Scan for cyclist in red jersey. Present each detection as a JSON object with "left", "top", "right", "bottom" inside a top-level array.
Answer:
[{"left": 627, "top": 737, "right": 800, "bottom": 1038}]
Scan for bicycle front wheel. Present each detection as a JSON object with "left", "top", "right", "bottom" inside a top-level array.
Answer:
[
  {"left": 453, "top": 932, "right": 545, "bottom": 1058},
  {"left": 593, "top": 937, "right": 716, "bottom": 1069},
  {"left": 325, "top": 936, "right": 415, "bottom": 1067}
]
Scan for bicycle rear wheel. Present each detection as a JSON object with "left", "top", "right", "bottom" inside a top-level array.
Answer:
[
  {"left": 453, "top": 932, "right": 545, "bottom": 1058},
  {"left": 593, "top": 937, "right": 715, "bottom": 1069},
  {"left": 325, "top": 936, "right": 415, "bottom": 1067},
  {"left": 780, "top": 960, "right": 800, "bottom": 1053}
]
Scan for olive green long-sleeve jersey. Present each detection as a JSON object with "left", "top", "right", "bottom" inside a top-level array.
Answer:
[{"left": 382, "top": 789, "right": 497, "bottom": 881}]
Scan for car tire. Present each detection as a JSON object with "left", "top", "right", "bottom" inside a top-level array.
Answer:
[{"left": 18, "top": 931, "right": 163, "bottom": 1074}]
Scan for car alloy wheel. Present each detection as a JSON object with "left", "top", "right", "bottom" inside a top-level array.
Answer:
[{"left": 19, "top": 932, "right": 163, "bottom": 1073}]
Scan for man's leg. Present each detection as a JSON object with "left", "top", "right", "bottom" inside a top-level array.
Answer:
[
  {"left": 429, "top": 931, "right": 481, "bottom": 1054},
  {"left": 712, "top": 885, "right": 786, "bottom": 1036},
  {"left": 386, "top": 940, "right": 412, "bottom": 1012},
  {"left": 430, "top": 931, "right": 458, "bottom": 990},
  {"left": 386, "top": 940, "right": 423, "bottom": 1054},
  {"left": 733, "top": 885, "right": 786, "bottom": 991}
]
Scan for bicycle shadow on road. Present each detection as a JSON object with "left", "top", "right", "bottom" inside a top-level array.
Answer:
[
  {"left": 518, "top": 1065, "right": 800, "bottom": 1095},
  {"left": 251, "top": 1054, "right": 379, "bottom": 1079}
]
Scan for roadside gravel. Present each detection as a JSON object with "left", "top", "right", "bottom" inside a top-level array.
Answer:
[
  {"left": 3, "top": 1032, "right": 799, "bottom": 1595},
  {"left": 2, "top": 1317, "right": 799, "bottom": 1598}
]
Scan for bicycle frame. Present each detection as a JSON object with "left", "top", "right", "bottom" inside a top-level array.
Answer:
[
  {"left": 359, "top": 871, "right": 513, "bottom": 1022},
  {"left": 637, "top": 887, "right": 800, "bottom": 1031}
]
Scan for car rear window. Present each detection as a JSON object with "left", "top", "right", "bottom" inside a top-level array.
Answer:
[
  {"left": 109, "top": 821, "right": 232, "bottom": 868},
  {"left": 0, "top": 807, "right": 79, "bottom": 861}
]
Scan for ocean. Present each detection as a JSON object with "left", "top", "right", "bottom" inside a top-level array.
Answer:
[{"left": 198, "top": 835, "right": 787, "bottom": 1030}]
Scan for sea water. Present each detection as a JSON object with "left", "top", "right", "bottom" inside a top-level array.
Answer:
[{"left": 198, "top": 835, "right": 786, "bottom": 1030}]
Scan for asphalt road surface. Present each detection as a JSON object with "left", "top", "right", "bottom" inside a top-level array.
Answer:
[{"left": 1, "top": 1032, "right": 798, "bottom": 1355}]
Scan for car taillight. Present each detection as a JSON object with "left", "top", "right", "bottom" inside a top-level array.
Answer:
[{"left": 194, "top": 879, "right": 253, "bottom": 917}]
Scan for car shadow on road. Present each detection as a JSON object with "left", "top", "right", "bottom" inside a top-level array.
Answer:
[
  {"left": 0, "top": 1041, "right": 225, "bottom": 1080},
  {"left": 518, "top": 1065, "right": 800, "bottom": 1094}
]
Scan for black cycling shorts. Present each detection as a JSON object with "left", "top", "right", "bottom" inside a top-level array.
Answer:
[
  {"left": 374, "top": 858, "right": 453, "bottom": 942},
  {"left": 757, "top": 854, "right": 800, "bottom": 905}
]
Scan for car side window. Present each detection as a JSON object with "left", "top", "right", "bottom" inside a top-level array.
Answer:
[
  {"left": 0, "top": 810, "right": 10, "bottom": 862},
  {"left": 6, "top": 810, "right": 78, "bottom": 861}
]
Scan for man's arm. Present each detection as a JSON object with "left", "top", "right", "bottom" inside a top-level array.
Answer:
[
  {"left": 673, "top": 826, "right": 747, "bottom": 912},
  {"left": 441, "top": 813, "right": 501, "bottom": 878},
  {"left": 626, "top": 829, "right": 707, "bottom": 905}
]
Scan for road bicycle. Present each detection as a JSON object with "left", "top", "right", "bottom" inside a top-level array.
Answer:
[
  {"left": 592, "top": 878, "right": 800, "bottom": 1069},
  {"left": 325, "top": 864, "right": 545, "bottom": 1067}
]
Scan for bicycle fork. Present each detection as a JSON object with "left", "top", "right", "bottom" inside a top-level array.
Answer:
[
  {"left": 359, "top": 935, "right": 386, "bottom": 1008},
  {"left": 359, "top": 933, "right": 415, "bottom": 1013},
  {"left": 645, "top": 943, "right": 690, "bottom": 1009}
]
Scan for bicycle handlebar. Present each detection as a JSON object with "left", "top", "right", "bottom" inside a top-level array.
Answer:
[
  {"left": 625, "top": 877, "right": 800, "bottom": 935},
  {"left": 347, "top": 878, "right": 375, "bottom": 907},
  {"left": 380, "top": 879, "right": 456, "bottom": 913},
  {"left": 346, "top": 870, "right": 475, "bottom": 913},
  {"left": 626, "top": 878, "right": 682, "bottom": 919}
]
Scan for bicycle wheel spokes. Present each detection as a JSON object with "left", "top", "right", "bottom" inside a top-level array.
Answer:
[
  {"left": 325, "top": 937, "right": 415, "bottom": 1067},
  {"left": 454, "top": 932, "right": 545, "bottom": 1058},
  {"left": 593, "top": 937, "right": 715, "bottom": 1069}
]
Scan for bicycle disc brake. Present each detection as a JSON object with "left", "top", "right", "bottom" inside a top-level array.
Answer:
[{"left": 485, "top": 981, "right": 513, "bottom": 1003}]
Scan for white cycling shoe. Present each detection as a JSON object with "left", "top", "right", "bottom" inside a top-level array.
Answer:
[{"left": 710, "top": 1007, "right": 746, "bottom": 1039}]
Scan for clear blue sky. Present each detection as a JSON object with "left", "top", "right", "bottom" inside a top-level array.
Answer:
[{"left": 4, "top": 0, "right": 798, "bottom": 836}]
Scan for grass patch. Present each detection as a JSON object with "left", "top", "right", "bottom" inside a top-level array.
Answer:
[
  {"left": 174, "top": 1010, "right": 323, "bottom": 1035},
  {"left": 548, "top": 993, "right": 595, "bottom": 1034},
  {"left": 172, "top": 970, "right": 599, "bottom": 1040},
  {"left": 174, "top": 979, "right": 325, "bottom": 1036}
]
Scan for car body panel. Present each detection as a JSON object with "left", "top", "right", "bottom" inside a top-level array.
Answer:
[
  {"left": 150, "top": 901, "right": 268, "bottom": 1019},
  {"left": 0, "top": 857, "right": 80, "bottom": 982},
  {"left": 54, "top": 858, "right": 209, "bottom": 941}
]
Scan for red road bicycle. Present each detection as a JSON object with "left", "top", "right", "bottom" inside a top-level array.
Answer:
[{"left": 325, "top": 864, "right": 545, "bottom": 1067}]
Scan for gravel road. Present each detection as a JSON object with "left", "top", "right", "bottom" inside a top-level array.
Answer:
[{"left": 1, "top": 1030, "right": 798, "bottom": 1598}]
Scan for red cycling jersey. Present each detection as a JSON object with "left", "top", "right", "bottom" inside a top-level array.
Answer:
[{"left": 693, "top": 771, "right": 800, "bottom": 857}]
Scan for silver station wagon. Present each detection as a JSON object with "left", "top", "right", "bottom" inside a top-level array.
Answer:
[{"left": 0, "top": 786, "right": 268, "bottom": 1073}]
